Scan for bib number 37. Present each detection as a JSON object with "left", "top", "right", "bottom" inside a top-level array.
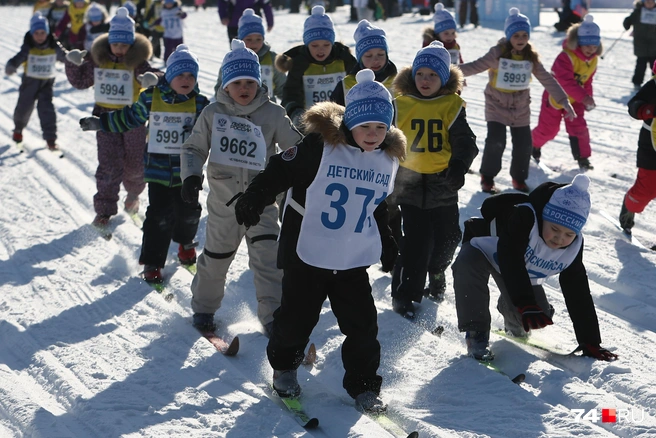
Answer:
[{"left": 321, "top": 183, "right": 386, "bottom": 232}]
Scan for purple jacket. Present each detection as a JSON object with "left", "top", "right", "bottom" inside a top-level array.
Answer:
[{"left": 218, "top": 0, "right": 273, "bottom": 29}]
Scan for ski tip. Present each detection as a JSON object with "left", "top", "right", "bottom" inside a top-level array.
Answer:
[
  {"left": 224, "top": 336, "right": 239, "bottom": 356},
  {"left": 304, "top": 417, "right": 319, "bottom": 428},
  {"left": 407, "top": 432, "right": 420, "bottom": 438},
  {"left": 511, "top": 373, "right": 526, "bottom": 384},
  {"left": 303, "top": 343, "right": 317, "bottom": 366}
]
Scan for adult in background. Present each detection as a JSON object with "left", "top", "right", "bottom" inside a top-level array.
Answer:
[
  {"left": 458, "top": 0, "right": 478, "bottom": 28},
  {"left": 219, "top": 0, "right": 274, "bottom": 44}
]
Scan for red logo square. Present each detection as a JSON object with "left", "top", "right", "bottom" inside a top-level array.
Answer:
[{"left": 602, "top": 408, "right": 616, "bottom": 423}]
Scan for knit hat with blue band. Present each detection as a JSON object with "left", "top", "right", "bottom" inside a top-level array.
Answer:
[
  {"left": 86, "top": 3, "right": 105, "bottom": 23},
  {"left": 221, "top": 39, "right": 261, "bottom": 89},
  {"left": 30, "top": 12, "right": 49, "bottom": 35},
  {"left": 353, "top": 19, "right": 388, "bottom": 63},
  {"left": 344, "top": 69, "right": 394, "bottom": 131},
  {"left": 412, "top": 41, "right": 451, "bottom": 87},
  {"left": 578, "top": 14, "right": 601, "bottom": 46},
  {"left": 238, "top": 8, "right": 265, "bottom": 40},
  {"left": 303, "top": 6, "right": 335, "bottom": 45},
  {"left": 433, "top": 3, "right": 456, "bottom": 35},
  {"left": 108, "top": 7, "right": 135, "bottom": 45},
  {"left": 165, "top": 44, "right": 199, "bottom": 83},
  {"left": 542, "top": 174, "right": 591, "bottom": 235},
  {"left": 504, "top": 7, "right": 531, "bottom": 41}
]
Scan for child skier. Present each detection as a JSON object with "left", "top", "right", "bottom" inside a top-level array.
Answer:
[
  {"left": 453, "top": 174, "right": 618, "bottom": 362},
  {"left": 459, "top": 8, "right": 574, "bottom": 194},
  {"left": 180, "top": 39, "right": 302, "bottom": 335},
  {"left": 532, "top": 14, "right": 601, "bottom": 171},
  {"left": 55, "top": 0, "right": 91, "bottom": 50},
  {"left": 159, "top": 0, "right": 186, "bottom": 62},
  {"left": 390, "top": 41, "right": 478, "bottom": 315},
  {"left": 79, "top": 44, "right": 209, "bottom": 283},
  {"left": 5, "top": 12, "right": 67, "bottom": 151},
  {"left": 234, "top": 68, "right": 405, "bottom": 413},
  {"left": 422, "top": 3, "right": 463, "bottom": 66},
  {"left": 276, "top": 5, "right": 357, "bottom": 129},
  {"left": 623, "top": 0, "right": 656, "bottom": 90},
  {"left": 218, "top": 0, "right": 274, "bottom": 44},
  {"left": 81, "top": 2, "right": 109, "bottom": 52},
  {"left": 65, "top": 7, "right": 161, "bottom": 229}
]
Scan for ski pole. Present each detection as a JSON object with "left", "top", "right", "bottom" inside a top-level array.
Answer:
[{"left": 601, "top": 29, "right": 627, "bottom": 60}]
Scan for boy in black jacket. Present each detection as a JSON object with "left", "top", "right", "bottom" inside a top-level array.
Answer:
[
  {"left": 234, "top": 69, "right": 406, "bottom": 413},
  {"left": 453, "top": 174, "right": 617, "bottom": 362}
]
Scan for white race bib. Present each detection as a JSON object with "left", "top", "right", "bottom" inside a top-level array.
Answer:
[
  {"left": 495, "top": 59, "right": 532, "bottom": 91},
  {"left": 148, "top": 111, "right": 195, "bottom": 154},
  {"left": 209, "top": 114, "right": 267, "bottom": 170},
  {"left": 303, "top": 71, "right": 344, "bottom": 108},
  {"left": 261, "top": 64, "right": 274, "bottom": 97},
  {"left": 161, "top": 8, "right": 183, "bottom": 39},
  {"left": 448, "top": 49, "right": 460, "bottom": 65},
  {"left": 26, "top": 54, "right": 56, "bottom": 79},
  {"left": 94, "top": 68, "right": 134, "bottom": 105},
  {"left": 641, "top": 7, "right": 656, "bottom": 25}
]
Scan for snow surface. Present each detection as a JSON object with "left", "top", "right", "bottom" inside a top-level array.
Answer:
[{"left": 1, "top": 5, "right": 655, "bottom": 438}]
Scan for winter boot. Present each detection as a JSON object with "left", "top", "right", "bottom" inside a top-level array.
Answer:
[
  {"left": 480, "top": 175, "right": 498, "bottom": 194},
  {"left": 178, "top": 243, "right": 197, "bottom": 265},
  {"left": 12, "top": 131, "right": 23, "bottom": 143},
  {"left": 577, "top": 157, "right": 594, "bottom": 170},
  {"left": 192, "top": 313, "right": 216, "bottom": 332},
  {"left": 92, "top": 214, "right": 110, "bottom": 228},
  {"left": 392, "top": 297, "right": 416, "bottom": 319},
  {"left": 46, "top": 139, "right": 59, "bottom": 151},
  {"left": 512, "top": 179, "right": 530, "bottom": 193},
  {"left": 531, "top": 146, "right": 541, "bottom": 161},
  {"left": 143, "top": 265, "right": 163, "bottom": 284},
  {"left": 465, "top": 330, "right": 494, "bottom": 361},
  {"left": 124, "top": 196, "right": 140, "bottom": 214},
  {"left": 355, "top": 391, "right": 387, "bottom": 414},
  {"left": 619, "top": 200, "right": 635, "bottom": 232},
  {"left": 272, "top": 369, "right": 301, "bottom": 397},
  {"left": 424, "top": 271, "right": 446, "bottom": 302}
]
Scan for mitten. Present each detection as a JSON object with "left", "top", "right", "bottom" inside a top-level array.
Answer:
[
  {"left": 579, "top": 344, "right": 618, "bottom": 361},
  {"left": 66, "top": 49, "right": 87, "bottom": 66},
  {"left": 180, "top": 175, "right": 203, "bottom": 204},
  {"left": 518, "top": 304, "right": 553, "bottom": 331},
  {"left": 563, "top": 101, "right": 576, "bottom": 121},
  {"left": 138, "top": 72, "right": 159, "bottom": 88},
  {"left": 380, "top": 234, "right": 398, "bottom": 273},
  {"left": 582, "top": 95, "right": 596, "bottom": 111},
  {"left": 234, "top": 191, "right": 266, "bottom": 227},
  {"left": 444, "top": 160, "right": 467, "bottom": 191},
  {"left": 5, "top": 64, "right": 17, "bottom": 76},
  {"left": 79, "top": 116, "right": 102, "bottom": 131}
]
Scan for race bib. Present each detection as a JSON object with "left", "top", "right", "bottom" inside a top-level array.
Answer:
[
  {"left": 303, "top": 71, "right": 344, "bottom": 108},
  {"left": 161, "top": 8, "right": 183, "bottom": 39},
  {"left": 495, "top": 58, "right": 532, "bottom": 91},
  {"left": 94, "top": 68, "right": 134, "bottom": 106},
  {"left": 26, "top": 54, "right": 56, "bottom": 79},
  {"left": 448, "top": 49, "right": 460, "bottom": 65},
  {"left": 641, "top": 7, "right": 656, "bottom": 25},
  {"left": 261, "top": 64, "right": 274, "bottom": 96},
  {"left": 209, "top": 114, "right": 267, "bottom": 170},
  {"left": 148, "top": 111, "right": 195, "bottom": 154}
]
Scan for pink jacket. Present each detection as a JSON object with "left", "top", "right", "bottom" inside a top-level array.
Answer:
[{"left": 549, "top": 41, "right": 597, "bottom": 104}]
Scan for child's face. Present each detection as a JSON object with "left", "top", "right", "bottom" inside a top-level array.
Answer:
[
  {"left": 580, "top": 45, "right": 598, "bottom": 58},
  {"left": 438, "top": 29, "right": 456, "bottom": 44},
  {"left": 163, "top": 2, "right": 174, "bottom": 8},
  {"left": 90, "top": 20, "right": 102, "bottom": 26},
  {"left": 74, "top": 1, "right": 86, "bottom": 8},
  {"left": 414, "top": 67, "right": 441, "bottom": 97},
  {"left": 243, "top": 34, "right": 264, "bottom": 53},
  {"left": 360, "top": 48, "right": 387, "bottom": 72},
  {"left": 541, "top": 220, "right": 577, "bottom": 249},
  {"left": 645, "top": 0, "right": 655, "bottom": 10},
  {"left": 225, "top": 79, "right": 258, "bottom": 105},
  {"left": 170, "top": 72, "right": 196, "bottom": 95},
  {"left": 307, "top": 40, "right": 332, "bottom": 62},
  {"left": 510, "top": 31, "right": 529, "bottom": 52},
  {"left": 32, "top": 29, "right": 48, "bottom": 45},
  {"left": 110, "top": 43, "right": 131, "bottom": 57},
  {"left": 351, "top": 123, "right": 388, "bottom": 152}
]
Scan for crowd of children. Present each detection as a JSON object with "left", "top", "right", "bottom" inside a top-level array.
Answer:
[{"left": 5, "top": 1, "right": 630, "bottom": 416}]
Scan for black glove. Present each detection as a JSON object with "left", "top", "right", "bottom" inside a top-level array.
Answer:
[
  {"left": 380, "top": 234, "right": 398, "bottom": 273},
  {"left": 235, "top": 191, "right": 266, "bottom": 227},
  {"left": 79, "top": 116, "right": 102, "bottom": 131},
  {"left": 181, "top": 175, "right": 202, "bottom": 204},
  {"left": 444, "top": 160, "right": 467, "bottom": 191},
  {"left": 518, "top": 304, "right": 554, "bottom": 331},
  {"left": 579, "top": 344, "right": 618, "bottom": 361}
]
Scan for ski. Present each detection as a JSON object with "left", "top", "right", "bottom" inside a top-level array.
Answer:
[
  {"left": 149, "top": 280, "right": 174, "bottom": 301},
  {"left": 14, "top": 141, "right": 24, "bottom": 153},
  {"left": 270, "top": 388, "right": 319, "bottom": 429},
  {"left": 476, "top": 358, "right": 526, "bottom": 384},
  {"left": 48, "top": 146, "right": 64, "bottom": 158},
  {"left": 91, "top": 223, "right": 112, "bottom": 241},
  {"left": 492, "top": 329, "right": 576, "bottom": 356},
  {"left": 127, "top": 211, "right": 144, "bottom": 229},
  {"left": 182, "top": 263, "right": 197, "bottom": 275},
  {"left": 532, "top": 156, "right": 557, "bottom": 174},
  {"left": 362, "top": 410, "right": 419, "bottom": 438},
  {"left": 597, "top": 209, "right": 649, "bottom": 250},
  {"left": 198, "top": 329, "right": 239, "bottom": 356}
]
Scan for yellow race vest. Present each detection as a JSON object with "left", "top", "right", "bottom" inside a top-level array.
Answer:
[
  {"left": 147, "top": 87, "right": 196, "bottom": 154},
  {"left": 549, "top": 49, "right": 598, "bottom": 109},
  {"left": 68, "top": 2, "right": 89, "bottom": 34},
  {"left": 395, "top": 93, "right": 464, "bottom": 174},
  {"left": 95, "top": 61, "right": 141, "bottom": 109},
  {"left": 303, "top": 61, "right": 346, "bottom": 108}
]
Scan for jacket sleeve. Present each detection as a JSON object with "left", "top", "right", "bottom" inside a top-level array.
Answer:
[
  {"left": 330, "top": 80, "right": 346, "bottom": 106},
  {"left": 272, "top": 106, "right": 304, "bottom": 150},
  {"left": 623, "top": 8, "right": 638, "bottom": 30},
  {"left": 497, "top": 205, "right": 537, "bottom": 308},
  {"left": 218, "top": 0, "right": 229, "bottom": 20},
  {"left": 272, "top": 59, "right": 287, "bottom": 102},
  {"left": 447, "top": 106, "right": 478, "bottom": 169},
  {"left": 458, "top": 46, "right": 499, "bottom": 77},
  {"left": 99, "top": 89, "right": 152, "bottom": 132},
  {"left": 558, "top": 242, "right": 602, "bottom": 346},
  {"left": 628, "top": 78, "right": 656, "bottom": 119},
  {"left": 533, "top": 59, "right": 569, "bottom": 107},
  {"left": 7, "top": 42, "right": 31, "bottom": 68},
  {"left": 65, "top": 58, "right": 96, "bottom": 89},
  {"left": 551, "top": 51, "right": 589, "bottom": 103},
  {"left": 281, "top": 56, "right": 306, "bottom": 115},
  {"left": 181, "top": 104, "right": 213, "bottom": 180},
  {"left": 134, "top": 60, "right": 163, "bottom": 78}
]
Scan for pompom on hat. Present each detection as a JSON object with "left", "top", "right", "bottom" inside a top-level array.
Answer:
[
  {"left": 165, "top": 44, "right": 199, "bottom": 83},
  {"left": 412, "top": 41, "right": 451, "bottom": 87},
  {"left": 344, "top": 69, "right": 394, "bottom": 131},
  {"left": 578, "top": 14, "right": 601, "bottom": 47},
  {"left": 108, "top": 7, "right": 135, "bottom": 45},
  {"left": 30, "top": 12, "right": 49, "bottom": 35},
  {"left": 238, "top": 8, "right": 265, "bottom": 40},
  {"left": 220, "top": 39, "right": 261, "bottom": 89},
  {"left": 542, "top": 174, "right": 591, "bottom": 235},
  {"left": 504, "top": 7, "right": 531, "bottom": 41},
  {"left": 433, "top": 3, "right": 456, "bottom": 35},
  {"left": 303, "top": 5, "right": 335, "bottom": 45},
  {"left": 353, "top": 19, "right": 388, "bottom": 63}
]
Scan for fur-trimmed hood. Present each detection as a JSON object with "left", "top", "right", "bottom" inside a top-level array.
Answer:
[
  {"left": 565, "top": 23, "right": 603, "bottom": 56},
  {"left": 301, "top": 101, "right": 406, "bottom": 161},
  {"left": 90, "top": 33, "right": 153, "bottom": 68},
  {"left": 275, "top": 42, "right": 353, "bottom": 74},
  {"left": 392, "top": 64, "right": 463, "bottom": 97}
]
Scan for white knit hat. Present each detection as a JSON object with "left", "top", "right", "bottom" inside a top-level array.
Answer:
[
  {"left": 504, "top": 7, "right": 530, "bottom": 41},
  {"left": 543, "top": 174, "right": 591, "bottom": 234},
  {"left": 353, "top": 20, "right": 388, "bottom": 62},
  {"left": 108, "top": 7, "right": 135, "bottom": 45},
  {"left": 238, "top": 8, "right": 265, "bottom": 40},
  {"left": 412, "top": 41, "right": 451, "bottom": 86},
  {"left": 433, "top": 3, "right": 456, "bottom": 35},
  {"left": 344, "top": 69, "right": 394, "bottom": 130},
  {"left": 303, "top": 5, "right": 335, "bottom": 45},
  {"left": 578, "top": 14, "right": 600, "bottom": 46},
  {"left": 221, "top": 39, "right": 261, "bottom": 89}
]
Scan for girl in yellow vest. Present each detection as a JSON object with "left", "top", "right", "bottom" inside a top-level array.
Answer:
[
  {"left": 276, "top": 6, "right": 356, "bottom": 130},
  {"left": 64, "top": 7, "right": 162, "bottom": 231},
  {"left": 390, "top": 41, "right": 479, "bottom": 317},
  {"left": 532, "top": 14, "right": 602, "bottom": 171},
  {"left": 459, "top": 8, "right": 574, "bottom": 194},
  {"left": 55, "top": 0, "right": 90, "bottom": 50},
  {"left": 5, "top": 12, "right": 67, "bottom": 151}
]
